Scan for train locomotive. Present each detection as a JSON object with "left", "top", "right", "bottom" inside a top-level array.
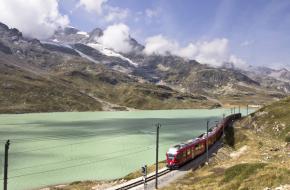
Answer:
[{"left": 166, "top": 113, "right": 241, "bottom": 169}]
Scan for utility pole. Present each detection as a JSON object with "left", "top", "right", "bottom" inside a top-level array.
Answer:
[
  {"left": 206, "top": 120, "right": 209, "bottom": 163},
  {"left": 155, "top": 123, "right": 161, "bottom": 189},
  {"left": 233, "top": 107, "right": 236, "bottom": 114},
  {"left": 247, "top": 105, "right": 249, "bottom": 115},
  {"left": 230, "top": 108, "right": 232, "bottom": 114},
  {"left": 4, "top": 140, "right": 10, "bottom": 190}
]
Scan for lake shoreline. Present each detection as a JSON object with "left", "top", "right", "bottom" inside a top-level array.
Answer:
[
  {"left": 0, "top": 109, "right": 255, "bottom": 190},
  {"left": 0, "top": 104, "right": 257, "bottom": 115}
]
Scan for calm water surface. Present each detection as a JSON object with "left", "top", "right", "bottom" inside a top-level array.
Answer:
[{"left": 0, "top": 109, "right": 254, "bottom": 190}]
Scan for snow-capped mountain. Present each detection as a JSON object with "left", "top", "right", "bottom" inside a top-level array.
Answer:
[{"left": 48, "top": 26, "right": 141, "bottom": 69}]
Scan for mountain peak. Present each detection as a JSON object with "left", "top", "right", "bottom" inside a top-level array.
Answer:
[
  {"left": 0, "top": 22, "right": 9, "bottom": 31},
  {"left": 89, "top": 27, "right": 103, "bottom": 37}
]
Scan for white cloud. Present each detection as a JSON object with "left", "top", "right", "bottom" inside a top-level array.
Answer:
[
  {"left": 0, "top": 0, "right": 69, "bottom": 39},
  {"left": 195, "top": 38, "right": 229, "bottom": 66},
  {"left": 77, "top": 0, "right": 107, "bottom": 15},
  {"left": 144, "top": 36, "right": 247, "bottom": 68},
  {"left": 177, "top": 43, "right": 198, "bottom": 60},
  {"left": 145, "top": 9, "right": 158, "bottom": 18},
  {"left": 229, "top": 55, "right": 248, "bottom": 69},
  {"left": 143, "top": 35, "right": 179, "bottom": 55},
  {"left": 105, "top": 7, "right": 129, "bottom": 22},
  {"left": 97, "top": 23, "right": 133, "bottom": 53}
]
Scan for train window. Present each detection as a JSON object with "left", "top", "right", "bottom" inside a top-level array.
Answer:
[
  {"left": 167, "top": 154, "right": 175, "bottom": 160},
  {"left": 187, "top": 149, "right": 191, "bottom": 156}
]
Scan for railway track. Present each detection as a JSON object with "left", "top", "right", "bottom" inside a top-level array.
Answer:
[
  {"left": 108, "top": 139, "right": 223, "bottom": 190},
  {"left": 115, "top": 169, "right": 171, "bottom": 190}
]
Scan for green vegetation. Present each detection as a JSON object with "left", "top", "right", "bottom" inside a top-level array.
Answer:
[
  {"left": 247, "top": 96, "right": 290, "bottom": 142},
  {"left": 222, "top": 163, "right": 267, "bottom": 184},
  {"left": 223, "top": 125, "right": 235, "bottom": 147},
  {"left": 285, "top": 134, "right": 290, "bottom": 142},
  {"left": 160, "top": 96, "right": 290, "bottom": 190},
  {"left": 123, "top": 160, "right": 167, "bottom": 180}
]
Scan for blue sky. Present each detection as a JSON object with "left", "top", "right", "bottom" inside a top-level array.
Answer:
[
  {"left": 0, "top": 0, "right": 289, "bottom": 68},
  {"left": 57, "top": 0, "right": 290, "bottom": 68}
]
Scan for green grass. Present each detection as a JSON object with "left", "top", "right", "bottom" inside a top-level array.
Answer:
[
  {"left": 248, "top": 96, "right": 290, "bottom": 142},
  {"left": 285, "top": 135, "right": 290, "bottom": 142},
  {"left": 222, "top": 163, "right": 267, "bottom": 183}
]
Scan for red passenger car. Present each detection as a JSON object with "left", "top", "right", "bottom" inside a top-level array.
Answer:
[{"left": 166, "top": 113, "right": 241, "bottom": 169}]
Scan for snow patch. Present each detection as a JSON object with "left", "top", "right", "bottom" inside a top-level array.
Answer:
[
  {"left": 77, "top": 31, "right": 89, "bottom": 37},
  {"left": 73, "top": 48, "right": 100, "bottom": 64},
  {"left": 87, "top": 43, "right": 138, "bottom": 67}
]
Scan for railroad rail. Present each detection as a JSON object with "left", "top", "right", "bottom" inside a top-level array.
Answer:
[
  {"left": 108, "top": 113, "right": 241, "bottom": 190},
  {"left": 115, "top": 168, "right": 171, "bottom": 190},
  {"left": 107, "top": 139, "right": 223, "bottom": 190}
]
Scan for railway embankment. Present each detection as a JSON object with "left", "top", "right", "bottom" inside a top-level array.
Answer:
[{"left": 160, "top": 96, "right": 290, "bottom": 190}]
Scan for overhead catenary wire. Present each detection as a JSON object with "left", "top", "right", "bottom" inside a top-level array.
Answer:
[
  {"left": 8, "top": 143, "right": 170, "bottom": 180},
  {"left": 10, "top": 142, "right": 169, "bottom": 172}
]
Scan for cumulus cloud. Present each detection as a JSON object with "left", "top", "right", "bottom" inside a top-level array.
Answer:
[
  {"left": 229, "top": 55, "right": 248, "bottom": 69},
  {"left": 77, "top": 0, "right": 107, "bottom": 15},
  {"left": 195, "top": 38, "right": 229, "bottom": 66},
  {"left": 144, "top": 35, "right": 246, "bottom": 68},
  {"left": 97, "top": 23, "right": 133, "bottom": 53},
  {"left": 105, "top": 7, "right": 129, "bottom": 22},
  {"left": 143, "top": 35, "right": 179, "bottom": 55},
  {"left": 0, "top": 0, "right": 69, "bottom": 39}
]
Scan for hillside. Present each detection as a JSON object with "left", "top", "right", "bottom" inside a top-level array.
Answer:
[
  {"left": 161, "top": 97, "right": 290, "bottom": 190},
  {"left": 48, "top": 25, "right": 290, "bottom": 107},
  {"left": 1, "top": 22, "right": 290, "bottom": 113},
  {"left": 0, "top": 23, "right": 218, "bottom": 113}
]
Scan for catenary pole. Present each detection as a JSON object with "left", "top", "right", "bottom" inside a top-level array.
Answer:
[
  {"left": 155, "top": 123, "right": 161, "bottom": 189},
  {"left": 4, "top": 140, "right": 10, "bottom": 190},
  {"left": 206, "top": 120, "right": 209, "bottom": 163}
]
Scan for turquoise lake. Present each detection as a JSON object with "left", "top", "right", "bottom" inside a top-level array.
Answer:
[{"left": 0, "top": 109, "right": 254, "bottom": 190}]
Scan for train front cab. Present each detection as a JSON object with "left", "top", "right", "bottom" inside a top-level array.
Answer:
[{"left": 167, "top": 140, "right": 206, "bottom": 170}]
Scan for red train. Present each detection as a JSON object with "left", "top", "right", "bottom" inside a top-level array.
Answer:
[{"left": 166, "top": 113, "right": 241, "bottom": 169}]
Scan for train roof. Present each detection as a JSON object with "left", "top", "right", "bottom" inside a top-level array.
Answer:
[
  {"left": 167, "top": 137, "right": 203, "bottom": 154},
  {"left": 167, "top": 121, "right": 224, "bottom": 155}
]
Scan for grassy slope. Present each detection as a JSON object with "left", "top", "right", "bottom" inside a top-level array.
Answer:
[
  {"left": 62, "top": 69, "right": 218, "bottom": 111},
  {"left": 0, "top": 62, "right": 103, "bottom": 113},
  {"left": 161, "top": 97, "right": 290, "bottom": 190},
  {"left": 0, "top": 52, "right": 219, "bottom": 114}
]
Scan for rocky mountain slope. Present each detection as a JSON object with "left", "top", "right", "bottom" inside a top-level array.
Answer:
[
  {"left": 0, "top": 22, "right": 217, "bottom": 113},
  {"left": 1, "top": 22, "right": 290, "bottom": 113},
  {"left": 46, "top": 26, "right": 290, "bottom": 107}
]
